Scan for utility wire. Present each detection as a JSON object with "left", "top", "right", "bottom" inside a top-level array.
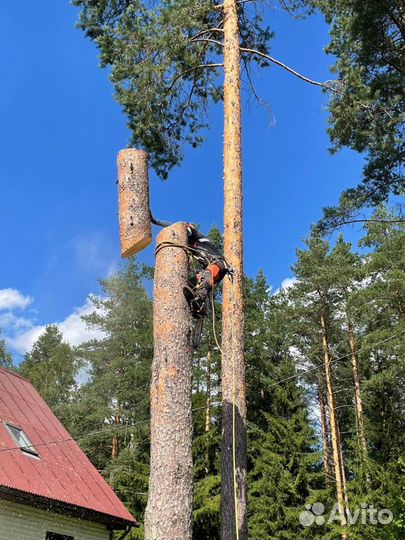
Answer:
[
  {"left": 0, "top": 403, "right": 222, "bottom": 455},
  {"left": 1, "top": 332, "right": 402, "bottom": 455},
  {"left": 267, "top": 330, "right": 405, "bottom": 389}
]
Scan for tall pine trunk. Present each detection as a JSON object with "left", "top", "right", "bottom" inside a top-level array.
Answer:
[
  {"left": 221, "top": 0, "right": 247, "bottom": 537},
  {"left": 347, "top": 320, "right": 368, "bottom": 463},
  {"left": 318, "top": 378, "right": 334, "bottom": 487},
  {"left": 111, "top": 401, "right": 121, "bottom": 459},
  {"left": 144, "top": 222, "right": 194, "bottom": 540},
  {"left": 320, "top": 309, "right": 348, "bottom": 535}
]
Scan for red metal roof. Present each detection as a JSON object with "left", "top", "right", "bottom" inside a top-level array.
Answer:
[{"left": 0, "top": 367, "right": 136, "bottom": 525}]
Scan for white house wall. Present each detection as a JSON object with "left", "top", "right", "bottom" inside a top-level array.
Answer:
[{"left": 0, "top": 499, "right": 110, "bottom": 540}]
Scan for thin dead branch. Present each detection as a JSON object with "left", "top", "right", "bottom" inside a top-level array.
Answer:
[
  {"left": 190, "top": 28, "right": 224, "bottom": 42},
  {"left": 240, "top": 46, "right": 341, "bottom": 93}
]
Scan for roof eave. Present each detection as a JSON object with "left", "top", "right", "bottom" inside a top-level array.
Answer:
[{"left": 0, "top": 485, "right": 138, "bottom": 529}]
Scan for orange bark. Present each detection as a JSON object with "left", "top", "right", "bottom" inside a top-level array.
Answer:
[
  {"left": 221, "top": 0, "right": 247, "bottom": 537},
  {"left": 320, "top": 311, "right": 348, "bottom": 536},
  {"left": 144, "top": 223, "right": 194, "bottom": 540},
  {"left": 117, "top": 148, "right": 152, "bottom": 258}
]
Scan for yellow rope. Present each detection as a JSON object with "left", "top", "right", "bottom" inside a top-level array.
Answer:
[
  {"left": 232, "top": 337, "right": 240, "bottom": 540},
  {"left": 210, "top": 284, "right": 239, "bottom": 540}
]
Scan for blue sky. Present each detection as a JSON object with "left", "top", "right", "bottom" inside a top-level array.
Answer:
[{"left": 0, "top": 1, "right": 365, "bottom": 360}]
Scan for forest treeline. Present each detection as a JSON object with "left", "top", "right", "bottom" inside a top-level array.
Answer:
[{"left": 2, "top": 205, "right": 403, "bottom": 539}]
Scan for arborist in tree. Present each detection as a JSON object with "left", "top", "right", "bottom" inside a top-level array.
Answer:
[{"left": 183, "top": 223, "right": 230, "bottom": 318}]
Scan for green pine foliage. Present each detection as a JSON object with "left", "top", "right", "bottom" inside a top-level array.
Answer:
[
  {"left": 312, "top": 0, "right": 405, "bottom": 229},
  {"left": 71, "top": 260, "right": 153, "bottom": 533},
  {"left": 15, "top": 208, "right": 405, "bottom": 538},
  {"left": 284, "top": 207, "right": 405, "bottom": 538},
  {"left": 18, "top": 325, "right": 79, "bottom": 424},
  {"left": 72, "top": 0, "right": 272, "bottom": 178}
]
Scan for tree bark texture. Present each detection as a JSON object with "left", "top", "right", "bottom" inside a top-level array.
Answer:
[
  {"left": 320, "top": 311, "right": 348, "bottom": 535},
  {"left": 318, "top": 379, "right": 334, "bottom": 487},
  {"left": 111, "top": 402, "right": 121, "bottom": 460},
  {"left": 347, "top": 320, "right": 368, "bottom": 463},
  {"left": 117, "top": 148, "right": 152, "bottom": 258},
  {"left": 221, "top": 0, "right": 248, "bottom": 538},
  {"left": 144, "top": 222, "right": 194, "bottom": 540}
]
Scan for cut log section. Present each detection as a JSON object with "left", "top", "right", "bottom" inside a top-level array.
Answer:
[{"left": 117, "top": 148, "right": 152, "bottom": 258}]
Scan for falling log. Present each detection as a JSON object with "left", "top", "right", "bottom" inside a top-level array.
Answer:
[
  {"left": 117, "top": 149, "right": 152, "bottom": 258},
  {"left": 144, "top": 222, "right": 194, "bottom": 540}
]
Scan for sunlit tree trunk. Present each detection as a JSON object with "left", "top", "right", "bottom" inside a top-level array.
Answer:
[
  {"left": 221, "top": 0, "right": 247, "bottom": 537},
  {"left": 320, "top": 309, "right": 348, "bottom": 537},
  {"left": 144, "top": 222, "right": 194, "bottom": 540},
  {"left": 111, "top": 401, "right": 121, "bottom": 459},
  {"left": 318, "top": 378, "right": 334, "bottom": 487},
  {"left": 347, "top": 320, "right": 368, "bottom": 462}
]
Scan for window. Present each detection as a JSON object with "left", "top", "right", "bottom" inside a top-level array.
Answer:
[
  {"left": 46, "top": 534, "right": 74, "bottom": 540},
  {"left": 5, "top": 423, "right": 39, "bottom": 458}
]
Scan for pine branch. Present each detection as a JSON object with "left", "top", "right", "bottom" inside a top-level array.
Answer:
[
  {"left": 191, "top": 37, "right": 225, "bottom": 48},
  {"left": 338, "top": 218, "right": 405, "bottom": 226},
  {"left": 190, "top": 28, "right": 224, "bottom": 42},
  {"left": 166, "top": 63, "right": 224, "bottom": 94},
  {"left": 239, "top": 46, "right": 341, "bottom": 93},
  {"left": 239, "top": 46, "right": 394, "bottom": 118}
]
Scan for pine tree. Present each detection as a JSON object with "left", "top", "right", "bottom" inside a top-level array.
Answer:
[
  {"left": 327, "top": 237, "right": 369, "bottom": 478},
  {"left": 289, "top": 235, "right": 350, "bottom": 535},
  {"left": 305, "top": 0, "right": 405, "bottom": 229},
  {"left": 69, "top": 260, "right": 153, "bottom": 532},
  {"left": 19, "top": 325, "right": 78, "bottom": 422}
]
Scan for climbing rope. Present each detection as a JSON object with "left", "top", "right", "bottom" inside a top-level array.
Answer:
[
  {"left": 211, "top": 278, "right": 239, "bottom": 540},
  {"left": 229, "top": 274, "right": 240, "bottom": 540},
  {"left": 155, "top": 240, "right": 202, "bottom": 260}
]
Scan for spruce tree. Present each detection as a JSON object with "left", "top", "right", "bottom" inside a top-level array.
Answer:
[{"left": 246, "top": 273, "right": 327, "bottom": 540}]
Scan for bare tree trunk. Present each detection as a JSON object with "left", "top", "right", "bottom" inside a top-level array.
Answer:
[
  {"left": 205, "top": 349, "right": 212, "bottom": 433},
  {"left": 347, "top": 320, "right": 368, "bottom": 463},
  {"left": 320, "top": 311, "right": 348, "bottom": 536},
  {"left": 221, "top": 0, "right": 247, "bottom": 538},
  {"left": 318, "top": 379, "right": 334, "bottom": 487},
  {"left": 111, "top": 402, "right": 121, "bottom": 459},
  {"left": 144, "top": 222, "right": 194, "bottom": 540}
]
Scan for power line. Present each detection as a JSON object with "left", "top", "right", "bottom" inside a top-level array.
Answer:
[
  {"left": 0, "top": 402, "right": 222, "bottom": 455},
  {"left": 1, "top": 332, "right": 402, "bottom": 455},
  {"left": 267, "top": 330, "right": 405, "bottom": 389}
]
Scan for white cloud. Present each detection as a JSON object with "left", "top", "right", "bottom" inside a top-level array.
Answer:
[
  {"left": 9, "top": 326, "right": 46, "bottom": 356},
  {"left": 280, "top": 277, "right": 297, "bottom": 290},
  {"left": 5, "top": 297, "right": 106, "bottom": 355},
  {"left": 0, "top": 312, "right": 33, "bottom": 331},
  {"left": 0, "top": 289, "right": 33, "bottom": 310},
  {"left": 273, "top": 277, "right": 297, "bottom": 296},
  {"left": 58, "top": 298, "right": 106, "bottom": 347}
]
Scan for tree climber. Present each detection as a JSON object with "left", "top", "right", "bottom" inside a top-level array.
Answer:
[{"left": 183, "top": 223, "right": 230, "bottom": 317}]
